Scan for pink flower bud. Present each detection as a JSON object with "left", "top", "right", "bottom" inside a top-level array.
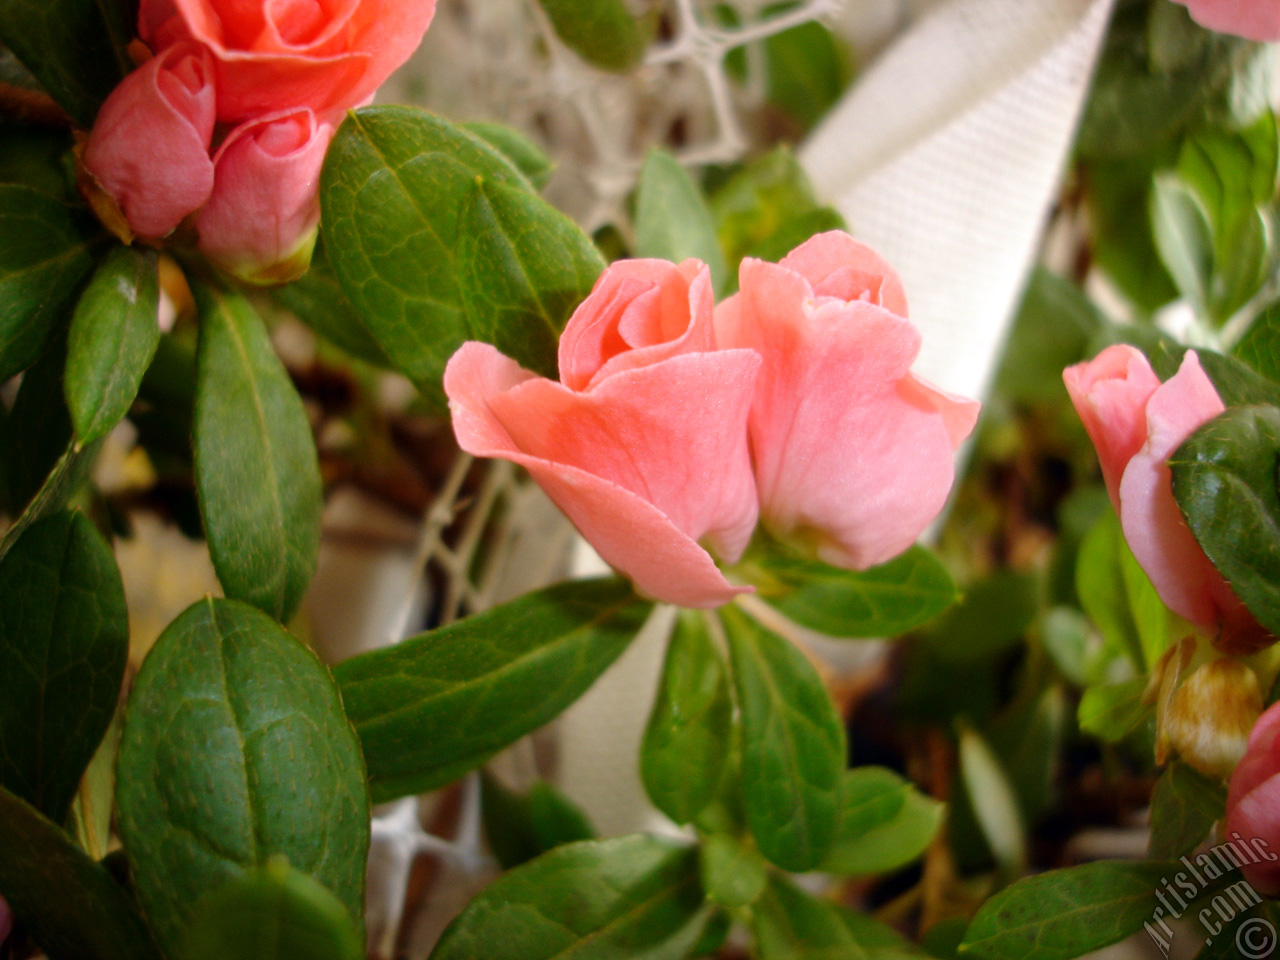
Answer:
[
  {"left": 1064, "top": 345, "right": 1271, "bottom": 653},
  {"left": 196, "top": 108, "right": 334, "bottom": 285},
  {"left": 714, "top": 231, "right": 980, "bottom": 571},
  {"left": 1172, "top": 0, "right": 1280, "bottom": 41},
  {"left": 1227, "top": 701, "right": 1280, "bottom": 894},
  {"left": 446, "top": 259, "right": 761, "bottom": 608},
  {"left": 141, "top": 0, "right": 437, "bottom": 122},
  {"left": 81, "top": 41, "right": 216, "bottom": 240}
]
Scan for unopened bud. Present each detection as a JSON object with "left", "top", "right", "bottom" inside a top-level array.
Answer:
[{"left": 1165, "top": 659, "right": 1263, "bottom": 780}]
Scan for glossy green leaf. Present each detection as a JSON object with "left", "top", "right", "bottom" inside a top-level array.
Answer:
[
  {"left": 922, "top": 571, "right": 1037, "bottom": 662},
  {"left": 64, "top": 245, "right": 161, "bottom": 445},
  {"left": 5, "top": 331, "right": 73, "bottom": 514},
  {"left": 1078, "top": 678, "right": 1148, "bottom": 743},
  {"left": 0, "top": 184, "right": 99, "bottom": 381},
  {"left": 481, "top": 772, "right": 595, "bottom": 870},
  {"left": 321, "top": 107, "right": 600, "bottom": 405},
  {"left": 699, "top": 833, "right": 767, "bottom": 909},
  {"left": 1149, "top": 762, "right": 1227, "bottom": 860},
  {"left": 1150, "top": 172, "right": 1214, "bottom": 315},
  {"left": 271, "top": 244, "right": 392, "bottom": 367},
  {"left": 757, "top": 545, "right": 958, "bottom": 639},
  {"left": 116, "top": 598, "right": 369, "bottom": 959},
  {"left": 819, "top": 767, "right": 943, "bottom": 877},
  {"left": 456, "top": 177, "right": 604, "bottom": 376},
  {"left": 1234, "top": 300, "right": 1280, "bottom": 384},
  {"left": 1076, "top": 511, "right": 1146, "bottom": 670},
  {"left": 752, "top": 874, "right": 871, "bottom": 960},
  {"left": 183, "top": 858, "right": 363, "bottom": 960},
  {"left": 958, "top": 860, "right": 1180, "bottom": 960},
  {"left": 463, "top": 121, "right": 555, "bottom": 191},
  {"left": 635, "top": 149, "right": 728, "bottom": 294},
  {"left": 640, "top": 610, "right": 732, "bottom": 824},
  {"left": 335, "top": 578, "right": 650, "bottom": 803},
  {"left": 193, "top": 282, "right": 322, "bottom": 622},
  {"left": 0, "top": 512, "right": 127, "bottom": 825},
  {"left": 723, "top": 604, "right": 845, "bottom": 872},
  {"left": 0, "top": 443, "right": 96, "bottom": 564},
  {"left": 0, "top": 785, "right": 161, "bottom": 960},
  {"left": 0, "top": 0, "right": 133, "bottom": 127},
  {"left": 1170, "top": 404, "right": 1280, "bottom": 637},
  {"left": 431, "top": 835, "right": 710, "bottom": 960},
  {"left": 534, "top": 0, "right": 655, "bottom": 72}
]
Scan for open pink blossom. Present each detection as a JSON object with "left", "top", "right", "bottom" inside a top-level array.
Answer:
[
  {"left": 1227, "top": 701, "right": 1280, "bottom": 894},
  {"left": 196, "top": 108, "right": 334, "bottom": 284},
  {"left": 1172, "top": 0, "right": 1280, "bottom": 41},
  {"left": 1064, "top": 344, "right": 1271, "bottom": 652},
  {"left": 81, "top": 41, "right": 216, "bottom": 240},
  {"left": 446, "top": 259, "right": 760, "bottom": 608},
  {"left": 140, "top": 0, "right": 437, "bottom": 121},
  {"left": 715, "top": 231, "right": 980, "bottom": 570}
]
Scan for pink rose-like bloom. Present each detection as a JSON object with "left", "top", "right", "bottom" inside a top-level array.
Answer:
[
  {"left": 1173, "top": 0, "right": 1280, "bottom": 41},
  {"left": 1227, "top": 701, "right": 1280, "bottom": 894},
  {"left": 1064, "top": 344, "right": 1271, "bottom": 652},
  {"left": 140, "top": 0, "right": 437, "bottom": 122},
  {"left": 196, "top": 108, "right": 334, "bottom": 284},
  {"left": 446, "top": 259, "right": 761, "bottom": 608},
  {"left": 82, "top": 41, "right": 216, "bottom": 240},
  {"left": 714, "top": 231, "right": 980, "bottom": 571}
]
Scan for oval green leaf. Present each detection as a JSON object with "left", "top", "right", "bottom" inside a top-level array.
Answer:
[
  {"left": 535, "top": 0, "right": 655, "bottom": 73},
  {"left": 1148, "top": 762, "right": 1227, "bottom": 861},
  {"left": 183, "top": 858, "right": 363, "bottom": 960},
  {"left": 640, "top": 610, "right": 732, "bottom": 824},
  {"left": 758, "top": 544, "right": 958, "bottom": 638},
  {"left": 116, "top": 598, "right": 369, "bottom": 959},
  {"left": 0, "top": 184, "right": 99, "bottom": 381},
  {"left": 0, "top": 511, "right": 127, "bottom": 824},
  {"left": 1170, "top": 404, "right": 1280, "bottom": 638},
  {"left": 321, "top": 107, "right": 600, "bottom": 406},
  {"left": 635, "top": 149, "right": 728, "bottom": 295},
  {"left": 334, "top": 577, "right": 651, "bottom": 803},
  {"left": 722, "top": 604, "right": 845, "bottom": 872},
  {"left": 431, "top": 835, "right": 709, "bottom": 960},
  {"left": 193, "top": 281, "right": 322, "bottom": 622},
  {"left": 65, "top": 245, "right": 161, "bottom": 445},
  {"left": 0, "top": 785, "right": 161, "bottom": 960},
  {"left": 752, "top": 874, "right": 871, "bottom": 960},
  {"left": 819, "top": 767, "right": 944, "bottom": 877}
]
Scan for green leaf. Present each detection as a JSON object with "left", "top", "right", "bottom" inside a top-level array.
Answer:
[
  {"left": 0, "top": 0, "right": 133, "bottom": 127},
  {"left": 5, "top": 331, "right": 73, "bottom": 513},
  {"left": 1119, "top": 531, "right": 1171, "bottom": 668},
  {"left": 995, "top": 269, "right": 1104, "bottom": 405},
  {"left": 271, "top": 243, "right": 392, "bottom": 367},
  {"left": 1076, "top": 510, "right": 1146, "bottom": 670},
  {"left": 116, "top": 598, "right": 369, "bottom": 959},
  {"left": 64, "top": 245, "right": 161, "bottom": 445},
  {"left": 1170, "top": 404, "right": 1280, "bottom": 638},
  {"left": 1234, "top": 300, "right": 1280, "bottom": 383},
  {"left": 699, "top": 833, "right": 767, "bottom": 909},
  {"left": 480, "top": 772, "right": 596, "bottom": 870},
  {"left": 640, "top": 610, "right": 732, "bottom": 824},
  {"left": 1078, "top": 678, "right": 1149, "bottom": 743},
  {"left": 722, "top": 604, "right": 845, "bottom": 872},
  {"left": 1087, "top": 159, "right": 1179, "bottom": 313},
  {"left": 182, "top": 858, "right": 363, "bottom": 960},
  {"left": 819, "top": 767, "right": 944, "bottom": 877},
  {"left": 752, "top": 874, "right": 871, "bottom": 960},
  {"left": 1148, "top": 762, "right": 1227, "bottom": 860},
  {"left": 635, "top": 149, "right": 728, "bottom": 295},
  {"left": 431, "top": 835, "right": 710, "bottom": 960},
  {"left": 321, "top": 107, "right": 600, "bottom": 405},
  {"left": 193, "top": 282, "right": 322, "bottom": 622},
  {"left": 957, "top": 723, "right": 1026, "bottom": 878},
  {"left": 0, "top": 184, "right": 99, "bottom": 381},
  {"left": 0, "top": 784, "right": 161, "bottom": 960},
  {"left": 534, "top": 0, "right": 655, "bottom": 72},
  {"left": 0, "top": 512, "right": 127, "bottom": 825},
  {"left": 958, "top": 860, "right": 1180, "bottom": 960},
  {"left": 456, "top": 177, "right": 604, "bottom": 377},
  {"left": 463, "top": 122, "right": 555, "bottom": 191},
  {"left": 0, "top": 443, "right": 97, "bottom": 563},
  {"left": 0, "top": 124, "right": 76, "bottom": 197},
  {"left": 756, "top": 544, "right": 958, "bottom": 639},
  {"left": 761, "top": 17, "right": 851, "bottom": 132},
  {"left": 921, "top": 571, "right": 1037, "bottom": 662},
  {"left": 334, "top": 578, "right": 650, "bottom": 803},
  {"left": 1150, "top": 171, "right": 1214, "bottom": 315}
]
